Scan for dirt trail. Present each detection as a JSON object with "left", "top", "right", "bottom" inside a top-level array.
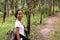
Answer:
[{"left": 35, "top": 13, "right": 60, "bottom": 40}]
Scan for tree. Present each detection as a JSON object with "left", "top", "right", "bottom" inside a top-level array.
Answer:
[
  {"left": 57, "top": 0, "right": 60, "bottom": 9},
  {"left": 26, "top": 0, "right": 31, "bottom": 39},
  {"left": 3, "top": 0, "right": 8, "bottom": 23},
  {"left": 15, "top": 0, "right": 19, "bottom": 11},
  {"left": 6, "top": 0, "right": 9, "bottom": 16},
  {"left": 39, "top": 0, "right": 43, "bottom": 24},
  {"left": 10, "top": 0, "right": 14, "bottom": 15},
  {"left": 48, "top": 0, "right": 52, "bottom": 16},
  {"left": 21, "top": 0, "right": 26, "bottom": 9}
]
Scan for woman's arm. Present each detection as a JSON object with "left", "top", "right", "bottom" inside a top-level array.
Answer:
[{"left": 16, "top": 27, "right": 20, "bottom": 40}]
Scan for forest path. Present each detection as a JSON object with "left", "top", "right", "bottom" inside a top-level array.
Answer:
[{"left": 31, "top": 12, "right": 60, "bottom": 40}]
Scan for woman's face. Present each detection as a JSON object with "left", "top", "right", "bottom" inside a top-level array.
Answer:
[{"left": 17, "top": 11, "right": 23, "bottom": 19}]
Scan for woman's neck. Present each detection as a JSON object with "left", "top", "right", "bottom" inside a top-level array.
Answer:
[
  {"left": 17, "top": 18, "right": 23, "bottom": 24},
  {"left": 17, "top": 18, "right": 21, "bottom": 21}
]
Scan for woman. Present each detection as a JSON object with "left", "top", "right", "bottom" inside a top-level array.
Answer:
[{"left": 14, "top": 9, "right": 28, "bottom": 40}]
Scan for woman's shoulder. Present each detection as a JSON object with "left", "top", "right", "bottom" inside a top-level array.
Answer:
[
  {"left": 15, "top": 20, "right": 20, "bottom": 24},
  {"left": 15, "top": 20, "right": 20, "bottom": 27}
]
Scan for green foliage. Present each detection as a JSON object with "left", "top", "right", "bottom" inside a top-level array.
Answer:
[
  {"left": 0, "top": 16, "right": 15, "bottom": 40},
  {"left": 23, "top": 4, "right": 28, "bottom": 15},
  {"left": 0, "top": 0, "right": 5, "bottom": 12}
]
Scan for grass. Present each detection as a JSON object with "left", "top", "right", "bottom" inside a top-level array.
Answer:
[
  {"left": 50, "top": 20, "right": 60, "bottom": 40},
  {"left": 0, "top": 16, "right": 15, "bottom": 40}
]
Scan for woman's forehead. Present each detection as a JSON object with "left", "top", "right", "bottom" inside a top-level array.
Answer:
[{"left": 18, "top": 11, "right": 23, "bottom": 13}]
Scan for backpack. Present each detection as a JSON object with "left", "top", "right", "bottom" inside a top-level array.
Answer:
[{"left": 7, "top": 29, "right": 15, "bottom": 40}]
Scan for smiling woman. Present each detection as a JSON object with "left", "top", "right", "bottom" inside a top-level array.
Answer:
[{"left": 14, "top": 9, "right": 28, "bottom": 40}]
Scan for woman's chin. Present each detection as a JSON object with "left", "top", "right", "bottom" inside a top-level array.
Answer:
[{"left": 19, "top": 18, "right": 22, "bottom": 19}]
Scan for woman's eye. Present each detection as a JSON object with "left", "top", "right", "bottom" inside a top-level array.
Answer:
[{"left": 19, "top": 13, "right": 22, "bottom": 15}]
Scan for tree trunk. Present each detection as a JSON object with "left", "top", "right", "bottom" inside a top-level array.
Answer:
[
  {"left": 39, "top": 6, "right": 43, "bottom": 24},
  {"left": 11, "top": 0, "right": 14, "bottom": 15},
  {"left": 10, "top": 0, "right": 14, "bottom": 15},
  {"left": 7, "top": 0, "right": 9, "bottom": 17},
  {"left": 15, "top": 0, "right": 18, "bottom": 11},
  {"left": 58, "top": 0, "right": 60, "bottom": 9},
  {"left": 39, "top": 0, "right": 44, "bottom": 24},
  {"left": 52, "top": 0, "right": 54, "bottom": 15},
  {"left": 26, "top": 0, "right": 31, "bottom": 39},
  {"left": 48, "top": 0, "right": 52, "bottom": 16},
  {"left": 3, "top": 0, "right": 7, "bottom": 23},
  {"left": 21, "top": 0, "right": 25, "bottom": 9}
]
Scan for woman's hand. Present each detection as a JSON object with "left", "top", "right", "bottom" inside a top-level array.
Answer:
[{"left": 24, "top": 28, "right": 28, "bottom": 32}]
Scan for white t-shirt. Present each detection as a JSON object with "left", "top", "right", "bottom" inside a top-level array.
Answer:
[{"left": 15, "top": 20, "right": 24, "bottom": 36}]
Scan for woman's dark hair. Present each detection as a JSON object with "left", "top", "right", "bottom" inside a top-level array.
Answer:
[{"left": 15, "top": 9, "right": 23, "bottom": 18}]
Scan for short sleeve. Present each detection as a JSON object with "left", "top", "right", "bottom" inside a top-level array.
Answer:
[{"left": 15, "top": 21, "right": 20, "bottom": 28}]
